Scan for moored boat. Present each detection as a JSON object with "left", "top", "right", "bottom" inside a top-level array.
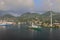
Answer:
[{"left": 29, "top": 23, "right": 42, "bottom": 31}]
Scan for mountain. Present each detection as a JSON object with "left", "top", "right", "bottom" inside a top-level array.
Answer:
[
  {"left": 18, "top": 11, "right": 60, "bottom": 22},
  {"left": 0, "top": 10, "right": 8, "bottom": 16},
  {"left": 3, "top": 14, "right": 15, "bottom": 18},
  {"left": 18, "top": 12, "right": 42, "bottom": 22},
  {"left": 42, "top": 11, "right": 56, "bottom": 17},
  {"left": 0, "top": 10, "right": 21, "bottom": 17},
  {"left": 42, "top": 11, "right": 60, "bottom": 23},
  {"left": 0, "top": 14, "right": 17, "bottom": 22},
  {"left": 0, "top": 10, "right": 60, "bottom": 23},
  {"left": 20, "top": 12, "right": 41, "bottom": 18}
]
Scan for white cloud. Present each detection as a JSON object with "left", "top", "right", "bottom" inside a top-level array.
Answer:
[
  {"left": 1, "top": 0, "right": 60, "bottom": 12},
  {"left": 50, "top": 0, "right": 60, "bottom": 12},
  {"left": 0, "top": 0, "right": 34, "bottom": 10},
  {"left": 42, "top": 0, "right": 60, "bottom": 12}
]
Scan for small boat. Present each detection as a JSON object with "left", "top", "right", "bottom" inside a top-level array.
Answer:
[
  {"left": 0, "top": 24, "right": 12, "bottom": 26},
  {"left": 29, "top": 23, "right": 42, "bottom": 31}
]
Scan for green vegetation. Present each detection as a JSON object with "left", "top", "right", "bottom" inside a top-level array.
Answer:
[
  {"left": 19, "top": 11, "right": 60, "bottom": 23},
  {"left": 0, "top": 11, "right": 60, "bottom": 24}
]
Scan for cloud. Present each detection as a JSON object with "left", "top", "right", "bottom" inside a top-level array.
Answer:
[
  {"left": 40, "top": 0, "right": 60, "bottom": 12},
  {"left": 50, "top": 0, "right": 60, "bottom": 12},
  {"left": 0, "top": 0, "right": 34, "bottom": 10},
  {"left": 33, "top": 0, "right": 60, "bottom": 12},
  {"left": 0, "top": 0, "right": 60, "bottom": 13}
]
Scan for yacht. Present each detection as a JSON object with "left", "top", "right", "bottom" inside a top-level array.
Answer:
[{"left": 29, "top": 23, "right": 42, "bottom": 31}]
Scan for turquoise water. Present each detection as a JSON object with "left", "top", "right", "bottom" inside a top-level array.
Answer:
[{"left": 0, "top": 24, "right": 60, "bottom": 40}]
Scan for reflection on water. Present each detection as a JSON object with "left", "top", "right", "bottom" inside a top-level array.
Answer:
[
  {"left": 49, "top": 28, "right": 53, "bottom": 40},
  {"left": 0, "top": 24, "right": 60, "bottom": 40}
]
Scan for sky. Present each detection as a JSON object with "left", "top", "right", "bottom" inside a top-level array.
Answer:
[{"left": 0, "top": 0, "right": 60, "bottom": 16}]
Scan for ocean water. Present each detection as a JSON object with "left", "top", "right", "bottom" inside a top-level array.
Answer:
[{"left": 0, "top": 24, "right": 60, "bottom": 40}]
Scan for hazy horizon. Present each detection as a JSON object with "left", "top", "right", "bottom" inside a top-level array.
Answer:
[{"left": 0, "top": 0, "right": 60, "bottom": 16}]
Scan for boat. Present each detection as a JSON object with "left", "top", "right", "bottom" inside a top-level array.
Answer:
[
  {"left": 0, "top": 23, "right": 12, "bottom": 26},
  {"left": 29, "top": 0, "right": 58, "bottom": 31},
  {"left": 29, "top": 23, "right": 42, "bottom": 31}
]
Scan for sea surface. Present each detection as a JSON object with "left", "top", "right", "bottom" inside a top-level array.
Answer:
[{"left": 0, "top": 24, "right": 60, "bottom": 40}]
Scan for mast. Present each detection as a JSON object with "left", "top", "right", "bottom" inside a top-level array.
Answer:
[
  {"left": 50, "top": 11, "right": 52, "bottom": 27},
  {"left": 48, "top": 0, "right": 53, "bottom": 27},
  {"left": 50, "top": 2, "right": 53, "bottom": 27}
]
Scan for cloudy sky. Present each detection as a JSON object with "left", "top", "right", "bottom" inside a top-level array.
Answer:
[{"left": 0, "top": 0, "right": 60, "bottom": 15}]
